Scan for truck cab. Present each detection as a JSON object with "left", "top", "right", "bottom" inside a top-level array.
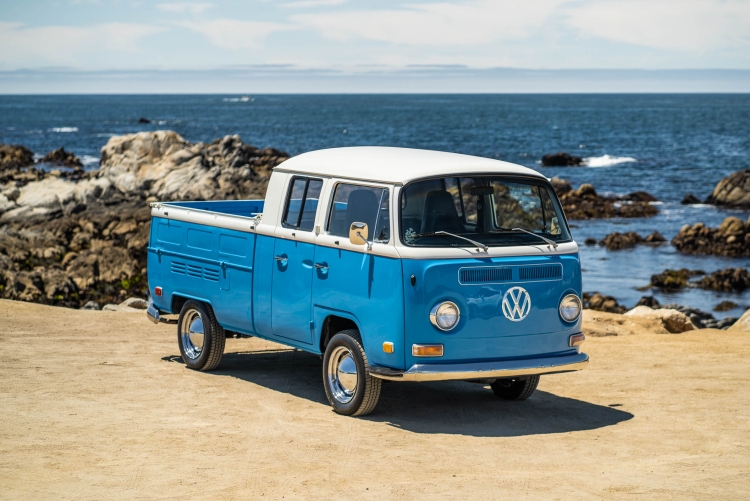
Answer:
[{"left": 146, "top": 147, "right": 587, "bottom": 416}]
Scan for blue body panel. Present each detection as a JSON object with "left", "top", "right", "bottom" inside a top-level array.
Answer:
[
  {"left": 148, "top": 202, "right": 583, "bottom": 370},
  {"left": 272, "top": 238, "right": 316, "bottom": 344},
  {"left": 148, "top": 216, "right": 256, "bottom": 334},
  {"left": 311, "top": 246, "right": 405, "bottom": 369}
]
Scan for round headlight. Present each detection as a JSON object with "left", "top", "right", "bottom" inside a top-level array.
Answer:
[
  {"left": 430, "top": 301, "right": 460, "bottom": 331},
  {"left": 559, "top": 294, "right": 582, "bottom": 322}
]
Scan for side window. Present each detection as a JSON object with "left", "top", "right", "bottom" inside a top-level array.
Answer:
[
  {"left": 282, "top": 177, "right": 323, "bottom": 231},
  {"left": 327, "top": 183, "right": 390, "bottom": 243}
]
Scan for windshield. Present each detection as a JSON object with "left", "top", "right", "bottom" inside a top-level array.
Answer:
[{"left": 400, "top": 176, "right": 571, "bottom": 247}]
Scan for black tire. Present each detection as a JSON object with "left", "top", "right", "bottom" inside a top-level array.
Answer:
[
  {"left": 177, "top": 300, "right": 226, "bottom": 371},
  {"left": 490, "top": 375, "right": 540, "bottom": 401},
  {"left": 322, "top": 329, "right": 381, "bottom": 416}
]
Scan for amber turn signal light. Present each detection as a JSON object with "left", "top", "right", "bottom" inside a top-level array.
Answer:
[
  {"left": 569, "top": 333, "right": 585, "bottom": 347},
  {"left": 412, "top": 344, "right": 444, "bottom": 357},
  {"left": 383, "top": 342, "right": 394, "bottom": 354},
  {"left": 154, "top": 286, "right": 163, "bottom": 297}
]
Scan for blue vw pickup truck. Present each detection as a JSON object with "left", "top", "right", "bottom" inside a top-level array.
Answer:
[{"left": 146, "top": 147, "right": 588, "bottom": 416}]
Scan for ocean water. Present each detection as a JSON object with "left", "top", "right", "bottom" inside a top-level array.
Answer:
[{"left": 1, "top": 94, "right": 748, "bottom": 316}]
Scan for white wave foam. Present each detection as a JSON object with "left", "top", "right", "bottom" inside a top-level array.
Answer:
[
  {"left": 50, "top": 127, "right": 78, "bottom": 133},
  {"left": 81, "top": 155, "right": 100, "bottom": 167},
  {"left": 582, "top": 154, "right": 637, "bottom": 167},
  {"left": 223, "top": 96, "right": 253, "bottom": 102}
]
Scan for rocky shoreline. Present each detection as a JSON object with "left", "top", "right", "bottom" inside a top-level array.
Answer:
[{"left": 0, "top": 132, "right": 288, "bottom": 308}]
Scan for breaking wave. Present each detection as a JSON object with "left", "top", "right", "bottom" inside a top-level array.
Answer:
[
  {"left": 223, "top": 96, "right": 253, "bottom": 102},
  {"left": 50, "top": 127, "right": 78, "bottom": 133},
  {"left": 81, "top": 155, "right": 100, "bottom": 167},
  {"left": 582, "top": 155, "right": 637, "bottom": 167}
]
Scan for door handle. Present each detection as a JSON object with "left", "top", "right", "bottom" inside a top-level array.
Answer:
[
  {"left": 274, "top": 255, "right": 288, "bottom": 262},
  {"left": 314, "top": 263, "right": 328, "bottom": 270}
]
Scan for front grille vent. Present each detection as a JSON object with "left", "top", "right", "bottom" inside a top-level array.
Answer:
[
  {"left": 459, "top": 267, "right": 512, "bottom": 284},
  {"left": 519, "top": 264, "right": 562, "bottom": 281}
]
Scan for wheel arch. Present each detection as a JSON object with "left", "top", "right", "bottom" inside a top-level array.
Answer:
[
  {"left": 319, "top": 314, "right": 360, "bottom": 354},
  {"left": 171, "top": 293, "right": 213, "bottom": 315}
]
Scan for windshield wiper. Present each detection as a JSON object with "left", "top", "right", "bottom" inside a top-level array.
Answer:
[
  {"left": 491, "top": 227, "right": 558, "bottom": 249},
  {"left": 410, "top": 231, "right": 488, "bottom": 251}
]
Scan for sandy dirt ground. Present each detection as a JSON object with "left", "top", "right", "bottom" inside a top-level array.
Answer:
[{"left": 1, "top": 299, "right": 748, "bottom": 500}]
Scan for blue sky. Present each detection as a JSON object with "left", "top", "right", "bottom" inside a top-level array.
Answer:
[{"left": 1, "top": 0, "right": 749, "bottom": 92}]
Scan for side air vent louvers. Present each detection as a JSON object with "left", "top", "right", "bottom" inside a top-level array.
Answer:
[
  {"left": 203, "top": 268, "right": 220, "bottom": 282},
  {"left": 459, "top": 267, "right": 513, "bottom": 284},
  {"left": 171, "top": 261, "right": 186, "bottom": 275},
  {"left": 519, "top": 264, "right": 562, "bottom": 281},
  {"left": 186, "top": 264, "right": 203, "bottom": 278}
]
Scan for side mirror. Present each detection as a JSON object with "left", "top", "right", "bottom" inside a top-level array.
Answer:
[{"left": 349, "top": 222, "right": 371, "bottom": 250}]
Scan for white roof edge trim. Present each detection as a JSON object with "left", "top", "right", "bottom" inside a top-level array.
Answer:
[{"left": 275, "top": 146, "right": 546, "bottom": 185}]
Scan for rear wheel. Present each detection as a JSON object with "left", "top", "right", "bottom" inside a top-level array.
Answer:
[
  {"left": 490, "top": 375, "right": 540, "bottom": 401},
  {"left": 177, "top": 300, "right": 225, "bottom": 371},
  {"left": 323, "top": 329, "right": 381, "bottom": 416}
]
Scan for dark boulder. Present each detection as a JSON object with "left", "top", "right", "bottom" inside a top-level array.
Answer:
[
  {"left": 541, "top": 152, "right": 583, "bottom": 167},
  {"left": 648, "top": 269, "right": 704, "bottom": 291},
  {"left": 672, "top": 217, "right": 750, "bottom": 257},
  {"left": 705, "top": 169, "right": 750, "bottom": 208},
  {"left": 660, "top": 303, "right": 737, "bottom": 329},
  {"left": 598, "top": 231, "right": 643, "bottom": 250},
  {"left": 636, "top": 295, "right": 661, "bottom": 308},
  {"left": 582, "top": 292, "right": 626, "bottom": 314},
  {"left": 644, "top": 231, "right": 666, "bottom": 244},
  {"left": 557, "top": 182, "right": 658, "bottom": 220},
  {"left": 620, "top": 191, "right": 659, "bottom": 203},
  {"left": 584, "top": 237, "right": 597, "bottom": 246},
  {"left": 681, "top": 193, "right": 701, "bottom": 205},
  {"left": 696, "top": 268, "right": 750, "bottom": 292},
  {"left": 138, "top": 117, "right": 151, "bottom": 123},
  {"left": 714, "top": 300, "right": 738, "bottom": 312},
  {"left": 550, "top": 177, "right": 572, "bottom": 195},
  {"left": 0, "top": 143, "right": 35, "bottom": 170},
  {"left": 40, "top": 147, "right": 83, "bottom": 169}
]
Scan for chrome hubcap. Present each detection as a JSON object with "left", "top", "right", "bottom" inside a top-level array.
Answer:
[
  {"left": 327, "top": 346, "right": 358, "bottom": 404},
  {"left": 180, "top": 309, "right": 204, "bottom": 360}
]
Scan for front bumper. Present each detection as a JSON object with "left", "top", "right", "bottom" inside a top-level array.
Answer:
[{"left": 368, "top": 351, "right": 588, "bottom": 382}]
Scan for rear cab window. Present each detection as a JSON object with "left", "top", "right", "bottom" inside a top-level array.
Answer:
[{"left": 282, "top": 176, "right": 323, "bottom": 231}]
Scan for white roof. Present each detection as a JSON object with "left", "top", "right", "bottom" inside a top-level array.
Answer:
[{"left": 275, "top": 146, "right": 546, "bottom": 185}]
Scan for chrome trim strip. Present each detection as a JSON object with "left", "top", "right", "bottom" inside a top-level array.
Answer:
[{"left": 369, "top": 352, "right": 588, "bottom": 382}]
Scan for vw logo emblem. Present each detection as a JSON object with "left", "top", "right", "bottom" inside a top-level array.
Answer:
[{"left": 502, "top": 286, "right": 531, "bottom": 322}]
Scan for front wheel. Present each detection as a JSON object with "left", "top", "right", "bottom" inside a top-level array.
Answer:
[
  {"left": 177, "top": 300, "right": 226, "bottom": 371},
  {"left": 322, "top": 330, "right": 381, "bottom": 416},
  {"left": 490, "top": 375, "right": 540, "bottom": 401}
]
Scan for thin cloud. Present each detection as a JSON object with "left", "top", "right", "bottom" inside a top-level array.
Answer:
[
  {"left": 177, "top": 20, "right": 290, "bottom": 49},
  {"left": 293, "top": 0, "right": 566, "bottom": 46},
  {"left": 0, "top": 22, "right": 166, "bottom": 66},
  {"left": 281, "top": 0, "right": 347, "bottom": 8},
  {"left": 564, "top": 0, "right": 750, "bottom": 51},
  {"left": 157, "top": 2, "right": 214, "bottom": 14}
]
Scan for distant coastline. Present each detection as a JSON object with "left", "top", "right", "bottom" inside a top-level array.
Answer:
[{"left": 2, "top": 68, "right": 750, "bottom": 94}]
